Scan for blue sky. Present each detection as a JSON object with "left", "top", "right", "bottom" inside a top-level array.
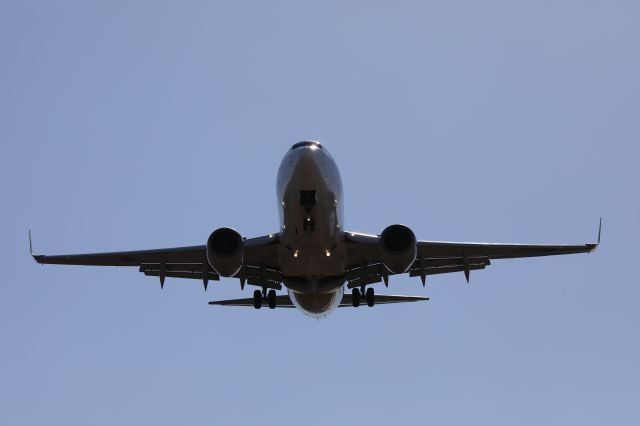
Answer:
[{"left": 1, "top": 1, "right": 638, "bottom": 425}]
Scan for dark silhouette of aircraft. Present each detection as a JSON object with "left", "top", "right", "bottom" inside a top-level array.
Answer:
[{"left": 32, "top": 142, "right": 600, "bottom": 317}]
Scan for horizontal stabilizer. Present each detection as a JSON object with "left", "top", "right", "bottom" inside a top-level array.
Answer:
[
  {"left": 208, "top": 293, "right": 429, "bottom": 308},
  {"left": 340, "top": 293, "right": 428, "bottom": 306},
  {"left": 209, "top": 295, "right": 295, "bottom": 308}
]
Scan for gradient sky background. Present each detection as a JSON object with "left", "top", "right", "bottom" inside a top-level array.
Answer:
[{"left": 1, "top": 1, "right": 639, "bottom": 425}]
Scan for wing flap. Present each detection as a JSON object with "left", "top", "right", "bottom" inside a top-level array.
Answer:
[
  {"left": 409, "top": 263, "right": 487, "bottom": 278},
  {"left": 345, "top": 257, "right": 489, "bottom": 289},
  {"left": 139, "top": 263, "right": 216, "bottom": 275},
  {"left": 143, "top": 270, "right": 220, "bottom": 281},
  {"left": 237, "top": 264, "right": 283, "bottom": 289}
]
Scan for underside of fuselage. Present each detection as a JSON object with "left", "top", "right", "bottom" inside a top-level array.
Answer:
[
  {"left": 277, "top": 141, "right": 347, "bottom": 316},
  {"left": 288, "top": 287, "right": 344, "bottom": 318}
]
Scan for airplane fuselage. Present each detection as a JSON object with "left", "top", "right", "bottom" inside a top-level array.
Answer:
[{"left": 276, "top": 141, "right": 347, "bottom": 316}]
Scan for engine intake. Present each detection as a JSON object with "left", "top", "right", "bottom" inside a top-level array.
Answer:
[
  {"left": 379, "top": 224, "right": 417, "bottom": 274},
  {"left": 207, "top": 228, "right": 244, "bottom": 277}
]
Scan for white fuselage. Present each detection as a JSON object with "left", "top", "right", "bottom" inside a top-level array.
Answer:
[{"left": 275, "top": 142, "right": 346, "bottom": 316}]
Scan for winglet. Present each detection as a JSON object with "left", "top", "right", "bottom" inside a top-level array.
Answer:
[
  {"left": 29, "top": 229, "right": 34, "bottom": 256},
  {"left": 598, "top": 217, "right": 602, "bottom": 245},
  {"left": 589, "top": 218, "right": 602, "bottom": 253},
  {"left": 29, "top": 230, "right": 43, "bottom": 263}
]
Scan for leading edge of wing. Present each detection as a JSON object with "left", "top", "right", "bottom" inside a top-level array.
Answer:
[
  {"left": 29, "top": 231, "right": 281, "bottom": 267},
  {"left": 419, "top": 218, "right": 602, "bottom": 259},
  {"left": 30, "top": 238, "right": 207, "bottom": 266}
]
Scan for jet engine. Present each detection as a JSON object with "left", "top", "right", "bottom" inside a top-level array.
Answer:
[
  {"left": 206, "top": 228, "right": 244, "bottom": 277},
  {"left": 379, "top": 224, "right": 417, "bottom": 274}
]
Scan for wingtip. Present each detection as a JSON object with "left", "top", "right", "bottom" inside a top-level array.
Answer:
[
  {"left": 29, "top": 229, "right": 43, "bottom": 263},
  {"left": 588, "top": 218, "right": 602, "bottom": 253},
  {"left": 598, "top": 217, "right": 602, "bottom": 245}
]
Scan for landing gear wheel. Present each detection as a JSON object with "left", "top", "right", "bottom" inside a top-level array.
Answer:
[
  {"left": 268, "top": 289, "right": 276, "bottom": 309},
  {"left": 352, "top": 288, "right": 361, "bottom": 307},
  {"left": 366, "top": 287, "right": 375, "bottom": 307},
  {"left": 253, "top": 290, "right": 262, "bottom": 309}
]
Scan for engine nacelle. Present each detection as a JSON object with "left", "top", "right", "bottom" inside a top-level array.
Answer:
[
  {"left": 379, "top": 224, "right": 417, "bottom": 274},
  {"left": 206, "top": 228, "right": 244, "bottom": 277}
]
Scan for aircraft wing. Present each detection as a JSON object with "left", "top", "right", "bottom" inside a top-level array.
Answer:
[
  {"left": 30, "top": 232, "right": 282, "bottom": 290},
  {"left": 343, "top": 220, "right": 600, "bottom": 287},
  {"left": 208, "top": 294, "right": 428, "bottom": 308}
]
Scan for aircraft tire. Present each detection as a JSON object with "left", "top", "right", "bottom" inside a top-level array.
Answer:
[
  {"left": 268, "top": 289, "right": 276, "bottom": 309},
  {"left": 366, "top": 287, "right": 375, "bottom": 307},
  {"left": 352, "top": 288, "right": 361, "bottom": 307},
  {"left": 253, "top": 290, "right": 262, "bottom": 309}
]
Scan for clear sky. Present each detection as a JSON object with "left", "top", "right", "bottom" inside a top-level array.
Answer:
[{"left": 1, "top": 1, "right": 638, "bottom": 425}]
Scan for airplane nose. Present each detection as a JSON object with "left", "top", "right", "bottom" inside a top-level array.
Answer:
[
  {"left": 296, "top": 146, "right": 316, "bottom": 159},
  {"left": 291, "top": 141, "right": 322, "bottom": 151},
  {"left": 294, "top": 147, "right": 321, "bottom": 169},
  {"left": 290, "top": 146, "right": 324, "bottom": 184}
]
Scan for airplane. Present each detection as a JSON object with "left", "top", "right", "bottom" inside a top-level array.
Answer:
[{"left": 31, "top": 141, "right": 601, "bottom": 318}]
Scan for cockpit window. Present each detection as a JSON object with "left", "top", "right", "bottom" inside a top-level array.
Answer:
[{"left": 291, "top": 141, "right": 322, "bottom": 150}]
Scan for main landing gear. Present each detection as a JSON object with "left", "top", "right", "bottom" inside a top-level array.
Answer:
[
  {"left": 267, "top": 289, "right": 276, "bottom": 309},
  {"left": 366, "top": 287, "right": 374, "bottom": 307},
  {"left": 352, "top": 287, "right": 375, "bottom": 307},
  {"left": 352, "top": 288, "right": 360, "bottom": 307},
  {"left": 253, "top": 288, "right": 277, "bottom": 310}
]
